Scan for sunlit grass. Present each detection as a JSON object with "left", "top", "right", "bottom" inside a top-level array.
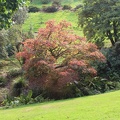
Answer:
[
  {"left": 30, "top": 0, "right": 83, "bottom": 8},
  {"left": 22, "top": 11, "right": 83, "bottom": 36}
]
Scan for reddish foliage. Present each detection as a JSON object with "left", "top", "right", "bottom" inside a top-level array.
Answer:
[{"left": 16, "top": 20, "right": 106, "bottom": 98}]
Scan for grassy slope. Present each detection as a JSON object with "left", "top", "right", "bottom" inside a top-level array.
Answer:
[
  {"left": 22, "top": 0, "right": 83, "bottom": 35},
  {"left": 22, "top": 11, "right": 83, "bottom": 35},
  {"left": 1, "top": 90, "right": 120, "bottom": 120},
  {"left": 30, "top": 0, "right": 82, "bottom": 8}
]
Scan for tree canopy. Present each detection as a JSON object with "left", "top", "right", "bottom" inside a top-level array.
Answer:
[
  {"left": 0, "top": 0, "right": 28, "bottom": 30},
  {"left": 78, "top": 0, "right": 120, "bottom": 46},
  {"left": 16, "top": 20, "right": 105, "bottom": 99}
]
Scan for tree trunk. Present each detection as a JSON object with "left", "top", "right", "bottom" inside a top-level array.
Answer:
[
  {"left": 106, "top": 30, "right": 115, "bottom": 46},
  {"left": 113, "top": 21, "right": 118, "bottom": 43}
]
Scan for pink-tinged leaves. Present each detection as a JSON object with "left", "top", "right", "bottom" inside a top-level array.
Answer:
[{"left": 16, "top": 20, "right": 106, "bottom": 94}]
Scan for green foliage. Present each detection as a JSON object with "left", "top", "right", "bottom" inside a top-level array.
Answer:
[
  {"left": 96, "top": 46, "right": 120, "bottom": 87},
  {"left": 34, "top": 95, "right": 50, "bottom": 103},
  {"left": 16, "top": 90, "right": 33, "bottom": 104},
  {"left": 2, "top": 90, "right": 49, "bottom": 108},
  {"left": 0, "top": 25, "right": 23, "bottom": 57},
  {"left": 40, "top": 0, "right": 51, "bottom": 4},
  {"left": 74, "top": 4, "right": 83, "bottom": 11},
  {"left": 62, "top": 5, "right": 72, "bottom": 10},
  {"left": 0, "top": 25, "right": 24, "bottom": 57},
  {"left": 7, "top": 69, "right": 23, "bottom": 78},
  {"left": 0, "top": 29, "right": 8, "bottom": 58},
  {"left": 52, "top": 1, "right": 61, "bottom": 7},
  {"left": 28, "top": 6, "right": 40, "bottom": 12},
  {"left": 0, "top": 0, "right": 28, "bottom": 30},
  {"left": 0, "top": 25, "right": 34, "bottom": 57},
  {"left": 42, "top": 5, "right": 58, "bottom": 13},
  {"left": 1, "top": 95, "right": 13, "bottom": 107},
  {"left": 30, "top": 0, "right": 82, "bottom": 8},
  {"left": 11, "top": 78, "right": 26, "bottom": 96},
  {"left": 2, "top": 90, "right": 33, "bottom": 107},
  {"left": 78, "top": 0, "right": 120, "bottom": 46},
  {"left": 12, "top": 6, "right": 28, "bottom": 24},
  {"left": 0, "top": 76, "right": 7, "bottom": 87}
]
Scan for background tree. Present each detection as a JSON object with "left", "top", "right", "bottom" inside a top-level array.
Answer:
[
  {"left": 0, "top": 0, "right": 28, "bottom": 30},
  {"left": 78, "top": 0, "right": 120, "bottom": 47},
  {"left": 12, "top": 6, "right": 28, "bottom": 25}
]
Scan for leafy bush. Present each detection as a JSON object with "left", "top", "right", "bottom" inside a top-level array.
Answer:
[
  {"left": 15, "top": 90, "right": 33, "bottom": 105},
  {"left": 0, "top": 29, "right": 8, "bottom": 58},
  {"left": 42, "top": 6, "right": 58, "bottom": 13},
  {"left": 95, "top": 45, "right": 120, "bottom": 91},
  {"left": 52, "top": 1, "right": 61, "bottom": 7},
  {"left": 0, "top": 25, "right": 34, "bottom": 57},
  {"left": 3, "top": 25, "right": 24, "bottom": 56},
  {"left": 10, "top": 78, "right": 26, "bottom": 97},
  {"left": 34, "top": 95, "right": 50, "bottom": 103},
  {"left": 12, "top": 6, "right": 28, "bottom": 24},
  {"left": 40, "top": 0, "right": 51, "bottom": 4},
  {"left": 62, "top": 5, "right": 72, "bottom": 10},
  {"left": 104, "top": 46, "right": 120, "bottom": 77},
  {"left": 2, "top": 90, "right": 33, "bottom": 107},
  {"left": 74, "top": 4, "right": 83, "bottom": 11},
  {"left": 16, "top": 20, "right": 106, "bottom": 99},
  {"left": 7, "top": 69, "right": 23, "bottom": 78},
  {"left": 0, "top": 76, "right": 7, "bottom": 87},
  {"left": 28, "top": 6, "right": 40, "bottom": 13}
]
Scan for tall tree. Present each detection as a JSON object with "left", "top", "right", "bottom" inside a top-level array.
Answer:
[
  {"left": 78, "top": 0, "right": 120, "bottom": 46},
  {"left": 0, "top": 0, "right": 28, "bottom": 30}
]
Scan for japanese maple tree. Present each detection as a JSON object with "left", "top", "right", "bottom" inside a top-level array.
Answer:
[{"left": 16, "top": 20, "right": 106, "bottom": 99}]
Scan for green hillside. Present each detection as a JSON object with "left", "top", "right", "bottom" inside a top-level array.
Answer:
[
  {"left": 22, "top": 0, "right": 83, "bottom": 35},
  {"left": 22, "top": 11, "right": 83, "bottom": 35},
  {"left": 30, "top": 0, "right": 83, "bottom": 8}
]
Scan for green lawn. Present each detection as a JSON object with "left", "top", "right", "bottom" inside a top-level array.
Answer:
[
  {"left": 1, "top": 90, "right": 120, "bottom": 120},
  {"left": 30, "top": 0, "right": 83, "bottom": 8},
  {"left": 22, "top": 11, "right": 83, "bottom": 36},
  {"left": 22, "top": 0, "right": 83, "bottom": 35}
]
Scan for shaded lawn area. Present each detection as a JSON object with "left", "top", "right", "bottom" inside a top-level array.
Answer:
[{"left": 0, "top": 90, "right": 120, "bottom": 120}]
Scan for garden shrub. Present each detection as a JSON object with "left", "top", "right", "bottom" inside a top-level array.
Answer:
[
  {"left": 15, "top": 90, "right": 33, "bottom": 104},
  {"left": 95, "top": 45, "right": 120, "bottom": 92},
  {"left": 101, "top": 46, "right": 120, "bottom": 80},
  {"left": 0, "top": 29, "right": 8, "bottom": 58},
  {"left": 34, "top": 94, "right": 49, "bottom": 103},
  {"left": 12, "top": 6, "right": 28, "bottom": 24},
  {"left": 52, "top": 1, "right": 61, "bottom": 7},
  {"left": 2, "top": 90, "right": 33, "bottom": 107},
  {"left": 16, "top": 20, "right": 106, "bottom": 99},
  {"left": 0, "top": 76, "right": 7, "bottom": 87},
  {"left": 7, "top": 69, "right": 23, "bottom": 78},
  {"left": 4, "top": 25, "right": 24, "bottom": 56},
  {"left": 62, "top": 5, "right": 72, "bottom": 10},
  {"left": 74, "top": 4, "right": 83, "bottom": 11},
  {"left": 10, "top": 78, "right": 26, "bottom": 97},
  {"left": 0, "top": 25, "right": 34, "bottom": 57},
  {"left": 28, "top": 6, "right": 40, "bottom": 13},
  {"left": 40, "top": 0, "right": 51, "bottom": 4},
  {"left": 2, "top": 91, "right": 50, "bottom": 108},
  {"left": 42, "top": 6, "right": 58, "bottom": 13}
]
